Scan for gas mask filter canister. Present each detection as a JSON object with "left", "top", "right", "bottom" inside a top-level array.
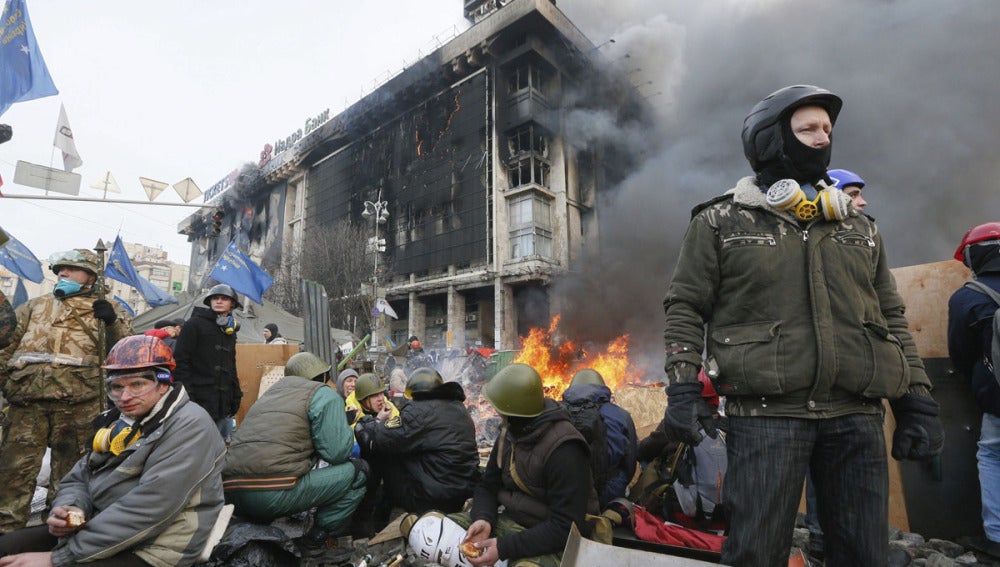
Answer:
[{"left": 766, "top": 179, "right": 851, "bottom": 222}]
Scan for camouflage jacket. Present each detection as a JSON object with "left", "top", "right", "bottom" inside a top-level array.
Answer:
[
  {"left": 663, "top": 176, "right": 929, "bottom": 418},
  {"left": 0, "top": 290, "right": 14, "bottom": 350},
  {"left": 0, "top": 291, "right": 132, "bottom": 404}
]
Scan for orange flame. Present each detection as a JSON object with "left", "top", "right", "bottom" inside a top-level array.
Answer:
[{"left": 512, "top": 314, "right": 640, "bottom": 399}]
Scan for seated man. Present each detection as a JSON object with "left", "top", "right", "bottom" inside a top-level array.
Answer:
[
  {"left": 223, "top": 351, "right": 368, "bottom": 558},
  {"left": 355, "top": 368, "right": 479, "bottom": 517},
  {"left": 403, "top": 363, "right": 598, "bottom": 567},
  {"left": 561, "top": 368, "right": 638, "bottom": 508},
  {"left": 0, "top": 335, "right": 226, "bottom": 567}
]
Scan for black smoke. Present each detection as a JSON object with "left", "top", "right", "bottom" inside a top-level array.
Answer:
[{"left": 551, "top": 0, "right": 1000, "bottom": 372}]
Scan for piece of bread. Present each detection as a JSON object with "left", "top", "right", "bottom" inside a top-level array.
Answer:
[
  {"left": 460, "top": 541, "right": 482, "bottom": 558},
  {"left": 66, "top": 510, "right": 85, "bottom": 527}
]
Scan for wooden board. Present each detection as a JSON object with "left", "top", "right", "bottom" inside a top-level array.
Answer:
[
  {"left": 891, "top": 260, "right": 970, "bottom": 358},
  {"left": 234, "top": 343, "right": 300, "bottom": 424}
]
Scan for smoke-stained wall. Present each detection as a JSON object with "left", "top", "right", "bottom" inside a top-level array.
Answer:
[{"left": 308, "top": 72, "right": 490, "bottom": 276}]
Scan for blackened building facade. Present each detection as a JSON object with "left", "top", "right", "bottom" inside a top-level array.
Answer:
[{"left": 181, "top": 0, "right": 650, "bottom": 351}]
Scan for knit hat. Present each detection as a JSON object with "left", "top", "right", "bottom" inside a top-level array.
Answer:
[{"left": 337, "top": 368, "right": 359, "bottom": 396}]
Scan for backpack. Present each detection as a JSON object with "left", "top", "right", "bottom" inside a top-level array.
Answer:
[
  {"left": 563, "top": 400, "right": 611, "bottom": 495},
  {"left": 964, "top": 280, "right": 1000, "bottom": 387}
]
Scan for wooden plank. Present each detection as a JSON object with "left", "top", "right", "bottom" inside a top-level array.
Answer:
[{"left": 891, "top": 260, "right": 970, "bottom": 359}]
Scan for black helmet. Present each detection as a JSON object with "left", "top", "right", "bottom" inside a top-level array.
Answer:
[
  {"left": 203, "top": 284, "right": 242, "bottom": 309},
  {"left": 405, "top": 367, "right": 444, "bottom": 399},
  {"left": 741, "top": 85, "right": 842, "bottom": 173}
]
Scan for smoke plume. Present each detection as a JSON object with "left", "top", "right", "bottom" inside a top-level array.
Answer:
[{"left": 552, "top": 0, "right": 1000, "bottom": 370}]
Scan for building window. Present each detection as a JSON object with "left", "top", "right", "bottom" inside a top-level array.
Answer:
[
  {"left": 508, "top": 156, "right": 549, "bottom": 189},
  {"left": 507, "top": 124, "right": 548, "bottom": 159},
  {"left": 507, "top": 64, "right": 544, "bottom": 96},
  {"left": 509, "top": 193, "right": 552, "bottom": 260}
]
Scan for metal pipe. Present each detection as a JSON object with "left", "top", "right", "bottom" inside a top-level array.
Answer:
[{"left": 337, "top": 334, "right": 371, "bottom": 370}]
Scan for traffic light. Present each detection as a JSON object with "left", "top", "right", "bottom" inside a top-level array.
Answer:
[{"left": 211, "top": 209, "right": 224, "bottom": 236}]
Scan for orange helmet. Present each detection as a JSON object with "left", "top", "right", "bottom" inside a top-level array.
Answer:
[
  {"left": 954, "top": 222, "right": 1000, "bottom": 264},
  {"left": 104, "top": 335, "right": 176, "bottom": 372}
]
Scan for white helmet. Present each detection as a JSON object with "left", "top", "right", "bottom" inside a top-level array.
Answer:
[{"left": 402, "top": 512, "right": 507, "bottom": 567}]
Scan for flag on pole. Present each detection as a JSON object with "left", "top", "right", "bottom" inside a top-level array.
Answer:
[
  {"left": 11, "top": 278, "right": 27, "bottom": 307},
  {"left": 104, "top": 235, "right": 177, "bottom": 307},
  {"left": 0, "top": 232, "right": 44, "bottom": 283},
  {"left": 113, "top": 295, "right": 135, "bottom": 317},
  {"left": 375, "top": 297, "right": 398, "bottom": 319},
  {"left": 209, "top": 240, "right": 274, "bottom": 305},
  {"left": 0, "top": 0, "right": 59, "bottom": 118},
  {"left": 54, "top": 103, "right": 82, "bottom": 171}
]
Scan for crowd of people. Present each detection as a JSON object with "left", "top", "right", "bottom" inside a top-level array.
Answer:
[{"left": 0, "top": 83, "right": 997, "bottom": 567}]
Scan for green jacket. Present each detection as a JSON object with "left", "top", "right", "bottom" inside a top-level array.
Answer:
[{"left": 664, "top": 177, "right": 929, "bottom": 418}]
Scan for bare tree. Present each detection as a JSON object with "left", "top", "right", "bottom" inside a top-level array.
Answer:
[{"left": 265, "top": 220, "right": 384, "bottom": 335}]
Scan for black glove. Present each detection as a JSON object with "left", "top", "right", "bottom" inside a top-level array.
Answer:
[
  {"left": 92, "top": 299, "right": 117, "bottom": 325},
  {"left": 354, "top": 416, "right": 376, "bottom": 457},
  {"left": 664, "top": 379, "right": 719, "bottom": 447},
  {"left": 349, "top": 457, "right": 370, "bottom": 486},
  {"left": 890, "top": 390, "right": 944, "bottom": 461}
]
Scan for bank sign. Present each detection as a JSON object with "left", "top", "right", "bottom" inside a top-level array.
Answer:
[{"left": 274, "top": 108, "right": 330, "bottom": 155}]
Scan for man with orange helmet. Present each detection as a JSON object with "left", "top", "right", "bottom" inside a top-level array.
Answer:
[
  {"left": 0, "top": 335, "right": 226, "bottom": 566},
  {"left": 949, "top": 222, "right": 1000, "bottom": 558},
  {"left": 0, "top": 249, "right": 132, "bottom": 535}
]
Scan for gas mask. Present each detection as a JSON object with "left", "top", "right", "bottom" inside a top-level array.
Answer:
[
  {"left": 217, "top": 315, "right": 240, "bottom": 335},
  {"left": 766, "top": 179, "right": 852, "bottom": 222},
  {"left": 53, "top": 278, "right": 83, "bottom": 298},
  {"left": 92, "top": 418, "right": 140, "bottom": 455}
]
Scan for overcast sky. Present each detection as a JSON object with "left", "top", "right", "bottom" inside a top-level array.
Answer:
[{"left": 0, "top": 1, "right": 471, "bottom": 264}]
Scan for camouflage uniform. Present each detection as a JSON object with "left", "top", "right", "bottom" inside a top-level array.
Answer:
[
  {"left": 0, "top": 289, "right": 131, "bottom": 533},
  {"left": 0, "top": 290, "right": 15, "bottom": 350}
]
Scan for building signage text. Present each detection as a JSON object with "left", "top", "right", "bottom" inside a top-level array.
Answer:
[{"left": 272, "top": 108, "right": 330, "bottom": 155}]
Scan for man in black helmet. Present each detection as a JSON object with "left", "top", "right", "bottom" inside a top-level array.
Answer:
[
  {"left": 173, "top": 284, "right": 242, "bottom": 441},
  {"left": 658, "top": 85, "right": 943, "bottom": 565}
]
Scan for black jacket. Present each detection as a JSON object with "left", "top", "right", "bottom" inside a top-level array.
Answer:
[
  {"left": 366, "top": 381, "right": 479, "bottom": 508},
  {"left": 173, "top": 306, "right": 241, "bottom": 421},
  {"left": 948, "top": 255, "right": 1000, "bottom": 416}
]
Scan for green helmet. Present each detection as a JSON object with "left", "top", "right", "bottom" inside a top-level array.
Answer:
[
  {"left": 570, "top": 368, "right": 605, "bottom": 388},
  {"left": 405, "top": 367, "right": 443, "bottom": 399},
  {"left": 354, "top": 373, "right": 387, "bottom": 401},
  {"left": 49, "top": 249, "right": 100, "bottom": 275},
  {"left": 284, "top": 352, "right": 331, "bottom": 381},
  {"left": 483, "top": 363, "right": 545, "bottom": 417}
]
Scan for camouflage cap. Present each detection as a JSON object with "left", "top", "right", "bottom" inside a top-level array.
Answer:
[{"left": 49, "top": 249, "right": 100, "bottom": 275}]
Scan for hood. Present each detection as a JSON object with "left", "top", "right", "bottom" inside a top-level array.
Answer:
[
  {"left": 562, "top": 382, "right": 612, "bottom": 405},
  {"left": 411, "top": 380, "right": 466, "bottom": 402}
]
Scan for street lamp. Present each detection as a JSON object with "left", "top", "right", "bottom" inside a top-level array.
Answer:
[{"left": 362, "top": 189, "right": 390, "bottom": 344}]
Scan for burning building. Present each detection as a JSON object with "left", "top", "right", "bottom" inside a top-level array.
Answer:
[{"left": 179, "top": 0, "right": 654, "bottom": 351}]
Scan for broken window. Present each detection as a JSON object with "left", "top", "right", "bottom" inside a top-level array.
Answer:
[
  {"left": 508, "top": 193, "right": 553, "bottom": 260},
  {"left": 507, "top": 64, "right": 544, "bottom": 95},
  {"left": 507, "top": 124, "right": 548, "bottom": 158},
  {"left": 508, "top": 156, "right": 550, "bottom": 189}
]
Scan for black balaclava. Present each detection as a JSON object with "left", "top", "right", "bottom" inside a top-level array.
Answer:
[
  {"left": 756, "top": 109, "right": 833, "bottom": 188},
  {"left": 969, "top": 243, "right": 1000, "bottom": 275}
]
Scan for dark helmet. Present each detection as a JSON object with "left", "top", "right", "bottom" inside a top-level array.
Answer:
[
  {"left": 49, "top": 248, "right": 100, "bottom": 275},
  {"left": 103, "top": 335, "right": 176, "bottom": 384},
  {"left": 284, "top": 351, "right": 332, "bottom": 381},
  {"left": 354, "top": 373, "right": 387, "bottom": 401},
  {"left": 203, "top": 283, "right": 242, "bottom": 309},
  {"left": 405, "top": 367, "right": 444, "bottom": 399},
  {"left": 570, "top": 368, "right": 606, "bottom": 388},
  {"left": 954, "top": 222, "right": 1000, "bottom": 264},
  {"left": 482, "top": 363, "right": 545, "bottom": 417},
  {"left": 741, "top": 85, "right": 843, "bottom": 173}
]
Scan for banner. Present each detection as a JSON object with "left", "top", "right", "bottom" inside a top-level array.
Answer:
[
  {"left": 209, "top": 240, "right": 274, "bottom": 305},
  {"left": 104, "top": 235, "right": 177, "bottom": 307},
  {"left": 0, "top": 0, "right": 59, "bottom": 117},
  {"left": 54, "top": 103, "right": 82, "bottom": 171},
  {"left": 375, "top": 297, "right": 398, "bottom": 319}
]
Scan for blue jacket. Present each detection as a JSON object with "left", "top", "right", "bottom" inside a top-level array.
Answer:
[
  {"left": 562, "top": 382, "right": 638, "bottom": 506},
  {"left": 949, "top": 269, "right": 1000, "bottom": 416}
]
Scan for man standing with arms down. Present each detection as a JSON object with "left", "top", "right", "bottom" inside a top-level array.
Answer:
[
  {"left": 0, "top": 249, "right": 132, "bottom": 535},
  {"left": 659, "top": 85, "right": 944, "bottom": 565}
]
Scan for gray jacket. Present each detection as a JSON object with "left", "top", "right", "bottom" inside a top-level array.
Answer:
[
  {"left": 50, "top": 386, "right": 226, "bottom": 567},
  {"left": 664, "top": 176, "right": 930, "bottom": 418}
]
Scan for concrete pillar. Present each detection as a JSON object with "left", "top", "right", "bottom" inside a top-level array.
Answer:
[
  {"left": 495, "top": 278, "right": 517, "bottom": 350},
  {"left": 408, "top": 291, "right": 426, "bottom": 343},
  {"left": 447, "top": 281, "right": 467, "bottom": 350}
]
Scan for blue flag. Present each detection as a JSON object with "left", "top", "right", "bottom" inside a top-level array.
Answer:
[
  {"left": 0, "top": 232, "right": 44, "bottom": 283},
  {"left": 12, "top": 278, "right": 27, "bottom": 307},
  {"left": 104, "top": 236, "right": 178, "bottom": 308},
  {"left": 113, "top": 295, "right": 135, "bottom": 317},
  {"left": 0, "top": 0, "right": 59, "bottom": 118},
  {"left": 209, "top": 240, "right": 273, "bottom": 305}
]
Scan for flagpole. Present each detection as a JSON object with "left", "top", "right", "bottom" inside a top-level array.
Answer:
[{"left": 94, "top": 239, "right": 108, "bottom": 412}]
